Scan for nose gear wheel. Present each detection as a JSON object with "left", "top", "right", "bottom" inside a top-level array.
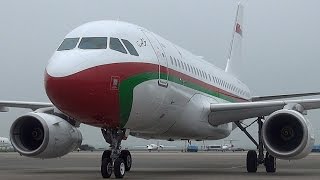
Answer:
[{"left": 100, "top": 128, "right": 131, "bottom": 179}]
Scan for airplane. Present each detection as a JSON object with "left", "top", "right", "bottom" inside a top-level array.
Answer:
[
  {"left": 221, "top": 144, "right": 233, "bottom": 151},
  {"left": 146, "top": 144, "right": 161, "bottom": 152},
  {"left": 0, "top": 2, "right": 319, "bottom": 178},
  {"left": 0, "top": 137, "right": 13, "bottom": 152},
  {"left": 221, "top": 139, "right": 239, "bottom": 151},
  {"left": 135, "top": 142, "right": 176, "bottom": 152}
]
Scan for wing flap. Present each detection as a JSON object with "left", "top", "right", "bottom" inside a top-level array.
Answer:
[{"left": 209, "top": 98, "right": 320, "bottom": 126}]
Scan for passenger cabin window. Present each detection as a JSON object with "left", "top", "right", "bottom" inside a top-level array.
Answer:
[
  {"left": 110, "top": 37, "right": 127, "bottom": 54},
  {"left": 79, "top": 37, "right": 107, "bottom": 49},
  {"left": 121, "top": 39, "right": 139, "bottom": 56},
  {"left": 57, "top": 38, "right": 79, "bottom": 51},
  {"left": 177, "top": 59, "right": 181, "bottom": 68}
]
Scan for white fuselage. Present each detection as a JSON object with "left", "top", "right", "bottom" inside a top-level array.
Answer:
[{"left": 45, "top": 20, "right": 251, "bottom": 141}]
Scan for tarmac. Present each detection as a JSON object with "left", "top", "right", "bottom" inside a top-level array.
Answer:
[{"left": 0, "top": 151, "right": 320, "bottom": 179}]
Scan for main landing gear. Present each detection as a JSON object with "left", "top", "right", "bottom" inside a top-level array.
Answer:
[
  {"left": 100, "top": 129, "right": 132, "bottom": 178},
  {"left": 235, "top": 117, "right": 276, "bottom": 173}
]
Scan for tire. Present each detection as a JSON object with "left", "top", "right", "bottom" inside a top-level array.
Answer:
[
  {"left": 101, "top": 158, "right": 112, "bottom": 178},
  {"left": 120, "top": 150, "right": 132, "bottom": 171},
  {"left": 102, "top": 150, "right": 111, "bottom": 162},
  {"left": 246, "top": 150, "right": 258, "bottom": 173},
  {"left": 265, "top": 152, "right": 276, "bottom": 173},
  {"left": 114, "top": 158, "right": 126, "bottom": 178}
]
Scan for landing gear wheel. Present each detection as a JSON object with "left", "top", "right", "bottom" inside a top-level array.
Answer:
[
  {"left": 265, "top": 152, "right": 276, "bottom": 173},
  {"left": 102, "top": 150, "right": 111, "bottom": 161},
  {"left": 247, "top": 150, "right": 258, "bottom": 173},
  {"left": 114, "top": 158, "right": 126, "bottom": 178},
  {"left": 101, "top": 158, "right": 113, "bottom": 178},
  {"left": 120, "top": 150, "right": 132, "bottom": 171}
]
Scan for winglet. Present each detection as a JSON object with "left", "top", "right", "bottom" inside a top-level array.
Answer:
[{"left": 225, "top": 2, "right": 244, "bottom": 78}]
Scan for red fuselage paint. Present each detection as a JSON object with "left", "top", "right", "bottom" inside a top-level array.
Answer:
[
  {"left": 45, "top": 62, "right": 247, "bottom": 128},
  {"left": 45, "top": 63, "right": 157, "bottom": 128}
]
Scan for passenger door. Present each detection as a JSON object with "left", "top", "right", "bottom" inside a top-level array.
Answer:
[{"left": 141, "top": 30, "right": 168, "bottom": 87}]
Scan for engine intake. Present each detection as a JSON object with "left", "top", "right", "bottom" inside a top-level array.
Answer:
[
  {"left": 10, "top": 112, "right": 82, "bottom": 158},
  {"left": 262, "top": 109, "right": 314, "bottom": 160},
  {"left": 16, "top": 117, "right": 46, "bottom": 152}
]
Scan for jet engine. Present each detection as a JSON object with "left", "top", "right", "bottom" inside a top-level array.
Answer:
[
  {"left": 262, "top": 109, "right": 315, "bottom": 160},
  {"left": 10, "top": 112, "right": 82, "bottom": 158}
]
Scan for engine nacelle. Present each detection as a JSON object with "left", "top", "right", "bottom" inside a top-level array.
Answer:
[
  {"left": 262, "top": 109, "right": 315, "bottom": 160},
  {"left": 10, "top": 112, "right": 82, "bottom": 158}
]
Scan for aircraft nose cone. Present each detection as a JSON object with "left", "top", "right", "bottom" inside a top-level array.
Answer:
[
  {"left": 44, "top": 66, "right": 120, "bottom": 128},
  {"left": 46, "top": 51, "right": 88, "bottom": 78}
]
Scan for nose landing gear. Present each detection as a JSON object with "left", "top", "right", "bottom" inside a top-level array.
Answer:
[{"left": 100, "top": 129, "right": 132, "bottom": 179}]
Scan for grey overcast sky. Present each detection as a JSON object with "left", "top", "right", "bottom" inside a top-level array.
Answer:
[{"left": 1, "top": 0, "right": 320, "bottom": 148}]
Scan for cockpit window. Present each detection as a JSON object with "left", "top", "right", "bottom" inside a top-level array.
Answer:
[
  {"left": 110, "top": 37, "right": 127, "bottom": 54},
  {"left": 78, "top": 37, "right": 108, "bottom": 49},
  {"left": 57, "top": 38, "right": 79, "bottom": 51},
  {"left": 121, "top": 39, "right": 139, "bottom": 56}
]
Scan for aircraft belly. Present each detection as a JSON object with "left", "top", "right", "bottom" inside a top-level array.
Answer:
[
  {"left": 162, "top": 94, "right": 232, "bottom": 140},
  {"left": 124, "top": 80, "right": 179, "bottom": 134},
  {"left": 126, "top": 80, "right": 232, "bottom": 140}
]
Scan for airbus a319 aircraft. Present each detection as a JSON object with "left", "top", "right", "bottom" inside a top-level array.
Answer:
[
  {"left": 1, "top": 3, "right": 320, "bottom": 179},
  {"left": 135, "top": 141, "right": 176, "bottom": 152}
]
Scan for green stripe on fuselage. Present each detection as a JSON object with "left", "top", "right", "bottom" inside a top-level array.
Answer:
[{"left": 119, "top": 72, "right": 158, "bottom": 127}]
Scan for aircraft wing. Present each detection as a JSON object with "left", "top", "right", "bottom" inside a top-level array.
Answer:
[
  {"left": 0, "top": 100, "right": 52, "bottom": 112},
  {"left": 209, "top": 98, "right": 320, "bottom": 126},
  {"left": 251, "top": 92, "right": 320, "bottom": 101}
]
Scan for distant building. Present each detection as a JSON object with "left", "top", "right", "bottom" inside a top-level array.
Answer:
[{"left": 206, "top": 145, "right": 222, "bottom": 151}]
